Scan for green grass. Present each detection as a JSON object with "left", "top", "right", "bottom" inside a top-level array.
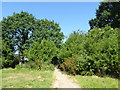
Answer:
[
  {"left": 2, "top": 68, "right": 54, "bottom": 88},
  {"left": 0, "top": 69, "right": 2, "bottom": 89},
  {"left": 72, "top": 75, "right": 118, "bottom": 88}
]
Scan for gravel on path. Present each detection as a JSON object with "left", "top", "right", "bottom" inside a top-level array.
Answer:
[{"left": 53, "top": 67, "right": 80, "bottom": 88}]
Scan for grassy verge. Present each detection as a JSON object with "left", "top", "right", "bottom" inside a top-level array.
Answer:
[
  {"left": 71, "top": 75, "right": 118, "bottom": 88},
  {"left": 0, "top": 69, "right": 2, "bottom": 89},
  {"left": 2, "top": 68, "right": 54, "bottom": 88}
]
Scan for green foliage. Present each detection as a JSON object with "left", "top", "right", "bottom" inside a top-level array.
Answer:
[
  {"left": 31, "top": 19, "right": 64, "bottom": 47},
  {"left": 2, "top": 11, "right": 64, "bottom": 68},
  {"left": 24, "top": 40, "right": 58, "bottom": 70},
  {"left": 86, "top": 26, "right": 119, "bottom": 77},
  {"left": 2, "top": 56, "right": 19, "bottom": 68},
  {"left": 41, "top": 63, "right": 54, "bottom": 71},
  {"left": 2, "top": 11, "right": 35, "bottom": 56},
  {"left": 89, "top": 2, "right": 120, "bottom": 29},
  {"left": 1, "top": 5, "right": 119, "bottom": 79},
  {"left": 1, "top": 11, "right": 36, "bottom": 68},
  {"left": 59, "top": 26, "right": 119, "bottom": 78},
  {"left": 58, "top": 31, "right": 85, "bottom": 64},
  {"left": 16, "top": 61, "right": 54, "bottom": 71},
  {"left": 0, "top": 58, "right": 2, "bottom": 69},
  {"left": 25, "top": 40, "right": 58, "bottom": 62},
  {"left": 16, "top": 61, "right": 40, "bottom": 70}
]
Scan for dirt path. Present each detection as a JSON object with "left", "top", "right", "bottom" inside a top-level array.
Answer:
[{"left": 53, "top": 67, "right": 80, "bottom": 88}]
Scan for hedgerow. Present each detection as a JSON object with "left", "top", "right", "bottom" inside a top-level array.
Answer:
[{"left": 58, "top": 26, "right": 119, "bottom": 78}]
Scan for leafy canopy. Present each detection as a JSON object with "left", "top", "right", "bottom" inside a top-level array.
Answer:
[{"left": 89, "top": 2, "right": 120, "bottom": 29}]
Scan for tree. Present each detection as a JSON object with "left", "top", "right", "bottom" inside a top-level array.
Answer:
[
  {"left": 2, "top": 11, "right": 36, "bottom": 57},
  {"left": 89, "top": 2, "right": 120, "bottom": 29},
  {"left": 2, "top": 11, "right": 36, "bottom": 68},
  {"left": 0, "top": 22, "right": 1, "bottom": 56},
  {"left": 31, "top": 19, "right": 64, "bottom": 47},
  {"left": 2, "top": 11, "right": 64, "bottom": 68}
]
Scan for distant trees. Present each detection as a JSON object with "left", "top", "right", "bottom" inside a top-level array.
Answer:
[{"left": 89, "top": 2, "right": 120, "bottom": 29}]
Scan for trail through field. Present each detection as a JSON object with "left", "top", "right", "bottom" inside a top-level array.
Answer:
[{"left": 53, "top": 67, "right": 80, "bottom": 88}]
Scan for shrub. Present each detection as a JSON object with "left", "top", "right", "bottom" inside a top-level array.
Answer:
[
  {"left": 41, "top": 62, "right": 54, "bottom": 71},
  {"left": 59, "top": 26, "right": 119, "bottom": 78},
  {"left": 60, "top": 56, "right": 78, "bottom": 75},
  {"left": 2, "top": 56, "right": 19, "bottom": 68},
  {"left": 23, "top": 40, "right": 58, "bottom": 70},
  {"left": 0, "top": 58, "right": 2, "bottom": 69}
]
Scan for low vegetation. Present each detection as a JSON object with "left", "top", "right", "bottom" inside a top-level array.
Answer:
[
  {"left": 0, "top": 70, "right": 2, "bottom": 89},
  {"left": 2, "top": 68, "right": 54, "bottom": 88},
  {"left": 72, "top": 75, "right": 118, "bottom": 88}
]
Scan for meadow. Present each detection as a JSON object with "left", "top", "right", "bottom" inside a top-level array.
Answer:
[
  {"left": 72, "top": 75, "right": 118, "bottom": 88},
  {"left": 2, "top": 68, "right": 54, "bottom": 88},
  {"left": 2, "top": 68, "right": 119, "bottom": 88}
]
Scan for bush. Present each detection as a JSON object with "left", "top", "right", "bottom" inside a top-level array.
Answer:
[
  {"left": 15, "top": 61, "right": 54, "bottom": 71},
  {"left": 2, "top": 59, "right": 13, "bottom": 68},
  {"left": 2, "top": 56, "right": 19, "bottom": 68},
  {"left": 0, "top": 58, "right": 2, "bottom": 69},
  {"left": 23, "top": 40, "right": 58, "bottom": 70},
  {"left": 41, "top": 62, "right": 54, "bottom": 71},
  {"left": 16, "top": 60, "right": 41, "bottom": 70},
  {"left": 15, "top": 64, "right": 22, "bottom": 69},
  {"left": 87, "top": 26, "right": 119, "bottom": 77},
  {"left": 59, "top": 26, "right": 119, "bottom": 78},
  {"left": 60, "top": 56, "right": 79, "bottom": 75}
]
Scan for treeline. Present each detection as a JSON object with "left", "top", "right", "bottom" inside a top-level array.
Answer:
[{"left": 1, "top": 2, "right": 120, "bottom": 78}]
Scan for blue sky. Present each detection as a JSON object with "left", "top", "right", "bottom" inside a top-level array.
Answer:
[{"left": 2, "top": 2, "right": 100, "bottom": 39}]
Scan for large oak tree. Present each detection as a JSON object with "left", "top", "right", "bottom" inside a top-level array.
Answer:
[{"left": 2, "top": 11, "right": 64, "bottom": 68}]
